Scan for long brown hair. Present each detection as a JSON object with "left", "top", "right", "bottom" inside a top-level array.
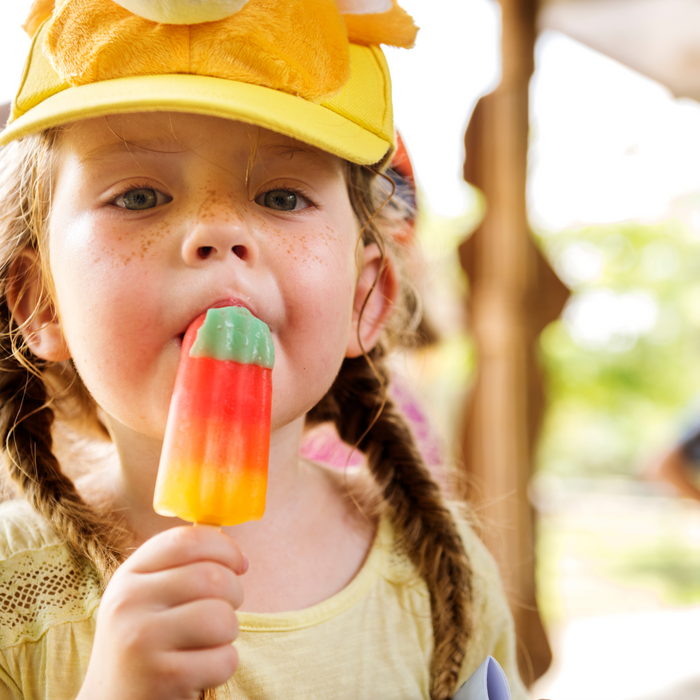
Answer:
[{"left": 0, "top": 131, "right": 126, "bottom": 580}]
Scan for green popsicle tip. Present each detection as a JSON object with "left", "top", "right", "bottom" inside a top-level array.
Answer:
[{"left": 189, "top": 306, "right": 275, "bottom": 368}]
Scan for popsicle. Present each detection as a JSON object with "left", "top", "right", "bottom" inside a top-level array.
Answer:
[{"left": 153, "top": 305, "right": 274, "bottom": 526}]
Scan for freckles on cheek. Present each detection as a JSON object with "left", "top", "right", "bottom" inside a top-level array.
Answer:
[
  {"left": 111, "top": 223, "right": 173, "bottom": 265},
  {"left": 53, "top": 243, "right": 161, "bottom": 354},
  {"left": 269, "top": 220, "right": 354, "bottom": 269}
]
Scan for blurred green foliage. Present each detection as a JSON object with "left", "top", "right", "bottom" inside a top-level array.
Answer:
[
  {"left": 537, "top": 502, "right": 700, "bottom": 624},
  {"left": 616, "top": 540, "right": 700, "bottom": 606},
  {"left": 536, "top": 219, "right": 700, "bottom": 478}
]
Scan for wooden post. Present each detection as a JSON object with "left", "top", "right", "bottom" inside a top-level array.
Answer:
[
  {"left": 458, "top": 0, "right": 567, "bottom": 685},
  {"left": 0, "top": 104, "right": 10, "bottom": 133}
]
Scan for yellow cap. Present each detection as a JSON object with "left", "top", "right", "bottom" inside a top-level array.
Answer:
[{"left": 0, "top": 0, "right": 418, "bottom": 166}]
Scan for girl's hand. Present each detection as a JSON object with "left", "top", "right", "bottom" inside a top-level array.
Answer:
[{"left": 77, "top": 525, "right": 246, "bottom": 700}]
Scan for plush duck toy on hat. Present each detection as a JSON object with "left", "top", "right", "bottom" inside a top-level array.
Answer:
[
  {"left": 22, "top": 0, "right": 416, "bottom": 97},
  {"left": 6, "top": 0, "right": 417, "bottom": 165}
]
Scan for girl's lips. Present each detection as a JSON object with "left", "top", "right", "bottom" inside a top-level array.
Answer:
[
  {"left": 209, "top": 298, "right": 246, "bottom": 311},
  {"left": 176, "top": 297, "right": 255, "bottom": 344}
]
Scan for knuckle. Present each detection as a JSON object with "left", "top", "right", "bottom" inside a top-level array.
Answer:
[
  {"left": 99, "top": 579, "right": 138, "bottom": 622},
  {"left": 201, "top": 561, "right": 227, "bottom": 591},
  {"left": 156, "top": 653, "right": 180, "bottom": 678},
  {"left": 153, "top": 653, "right": 188, "bottom": 689},
  {"left": 119, "top": 616, "right": 156, "bottom": 656},
  {"left": 104, "top": 589, "right": 135, "bottom": 619},
  {"left": 168, "top": 525, "right": 199, "bottom": 554}
]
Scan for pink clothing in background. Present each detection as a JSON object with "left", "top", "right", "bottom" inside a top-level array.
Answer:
[{"left": 301, "top": 374, "right": 444, "bottom": 478}]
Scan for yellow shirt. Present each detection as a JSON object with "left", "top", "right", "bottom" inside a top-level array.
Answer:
[{"left": 0, "top": 499, "right": 528, "bottom": 700}]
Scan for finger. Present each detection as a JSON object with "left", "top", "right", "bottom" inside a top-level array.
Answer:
[
  {"left": 137, "top": 560, "right": 245, "bottom": 610},
  {"left": 159, "top": 598, "right": 240, "bottom": 651},
  {"left": 167, "top": 645, "right": 239, "bottom": 694},
  {"left": 129, "top": 525, "right": 246, "bottom": 576}
]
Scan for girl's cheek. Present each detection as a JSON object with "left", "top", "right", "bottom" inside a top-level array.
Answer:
[
  {"left": 51, "top": 229, "right": 164, "bottom": 359},
  {"left": 97, "top": 220, "right": 175, "bottom": 267},
  {"left": 54, "top": 211, "right": 159, "bottom": 282}
]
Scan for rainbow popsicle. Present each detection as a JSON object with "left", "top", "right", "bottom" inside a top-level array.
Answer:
[{"left": 153, "top": 306, "right": 274, "bottom": 526}]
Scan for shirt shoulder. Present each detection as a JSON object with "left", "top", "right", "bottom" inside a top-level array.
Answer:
[
  {"left": 0, "top": 499, "right": 102, "bottom": 649},
  {"left": 229, "top": 506, "right": 527, "bottom": 700},
  {"left": 0, "top": 500, "right": 66, "bottom": 556}
]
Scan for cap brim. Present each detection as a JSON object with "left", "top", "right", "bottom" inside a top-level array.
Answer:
[{"left": 0, "top": 73, "right": 391, "bottom": 165}]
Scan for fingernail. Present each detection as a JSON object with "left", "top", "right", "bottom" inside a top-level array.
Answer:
[{"left": 241, "top": 554, "right": 249, "bottom": 574}]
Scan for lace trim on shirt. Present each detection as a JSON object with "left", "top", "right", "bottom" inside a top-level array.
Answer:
[{"left": 0, "top": 544, "right": 102, "bottom": 648}]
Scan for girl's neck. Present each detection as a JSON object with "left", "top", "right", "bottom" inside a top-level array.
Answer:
[
  {"left": 77, "top": 415, "right": 378, "bottom": 614},
  {"left": 83, "top": 416, "right": 309, "bottom": 549}
]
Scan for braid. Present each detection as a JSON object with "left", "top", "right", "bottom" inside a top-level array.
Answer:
[
  {"left": 0, "top": 132, "right": 126, "bottom": 583},
  {"left": 308, "top": 349, "right": 473, "bottom": 700},
  {"left": 0, "top": 308, "right": 126, "bottom": 582}
]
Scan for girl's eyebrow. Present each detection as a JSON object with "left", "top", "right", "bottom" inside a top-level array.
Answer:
[
  {"left": 256, "top": 143, "right": 332, "bottom": 164},
  {"left": 81, "top": 137, "right": 187, "bottom": 163},
  {"left": 254, "top": 144, "right": 342, "bottom": 177},
  {"left": 77, "top": 134, "right": 342, "bottom": 179}
]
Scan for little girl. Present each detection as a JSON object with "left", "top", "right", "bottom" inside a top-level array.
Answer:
[{"left": 0, "top": 1, "right": 527, "bottom": 699}]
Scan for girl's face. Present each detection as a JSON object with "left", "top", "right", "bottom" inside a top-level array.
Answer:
[{"left": 47, "top": 113, "right": 364, "bottom": 439}]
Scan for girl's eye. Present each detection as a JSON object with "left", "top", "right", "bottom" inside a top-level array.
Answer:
[
  {"left": 114, "top": 188, "right": 170, "bottom": 211},
  {"left": 256, "top": 189, "right": 310, "bottom": 212}
]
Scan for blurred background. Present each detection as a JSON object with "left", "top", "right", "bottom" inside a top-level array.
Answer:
[
  {"left": 384, "top": 1, "right": 700, "bottom": 698},
  {"left": 4, "top": 0, "right": 700, "bottom": 697}
]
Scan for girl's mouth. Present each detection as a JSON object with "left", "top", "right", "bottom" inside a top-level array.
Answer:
[
  {"left": 209, "top": 298, "right": 246, "bottom": 311},
  {"left": 176, "top": 297, "right": 251, "bottom": 346}
]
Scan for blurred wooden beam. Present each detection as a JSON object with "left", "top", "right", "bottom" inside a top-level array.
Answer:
[
  {"left": 540, "top": 0, "right": 700, "bottom": 101},
  {"left": 458, "top": 0, "right": 568, "bottom": 685},
  {"left": 0, "top": 104, "right": 10, "bottom": 133}
]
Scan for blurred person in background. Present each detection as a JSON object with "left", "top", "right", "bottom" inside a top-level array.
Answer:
[{"left": 646, "top": 421, "right": 700, "bottom": 502}]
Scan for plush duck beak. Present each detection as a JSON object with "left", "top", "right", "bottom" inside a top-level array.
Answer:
[
  {"left": 336, "top": 0, "right": 391, "bottom": 11},
  {"left": 24, "top": 0, "right": 251, "bottom": 32},
  {"left": 113, "top": 0, "right": 398, "bottom": 24}
]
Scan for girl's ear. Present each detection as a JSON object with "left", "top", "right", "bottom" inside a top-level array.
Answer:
[
  {"left": 346, "top": 242, "right": 399, "bottom": 358},
  {"left": 5, "top": 250, "right": 71, "bottom": 362}
]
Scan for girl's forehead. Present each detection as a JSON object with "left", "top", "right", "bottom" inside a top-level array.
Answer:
[{"left": 59, "top": 112, "right": 343, "bottom": 172}]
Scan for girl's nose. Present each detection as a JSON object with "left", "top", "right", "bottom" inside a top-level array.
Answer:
[{"left": 181, "top": 204, "right": 257, "bottom": 267}]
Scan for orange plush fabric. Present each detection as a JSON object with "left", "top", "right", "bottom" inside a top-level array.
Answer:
[
  {"left": 343, "top": 0, "right": 418, "bottom": 49},
  {"left": 22, "top": 0, "right": 55, "bottom": 37},
  {"left": 192, "top": 0, "right": 349, "bottom": 100},
  {"left": 343, "top": 0, "right": 417, "bottom": 48},
  {"left": 45, "top": 0, "right": 351, "bottom": 101}
]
